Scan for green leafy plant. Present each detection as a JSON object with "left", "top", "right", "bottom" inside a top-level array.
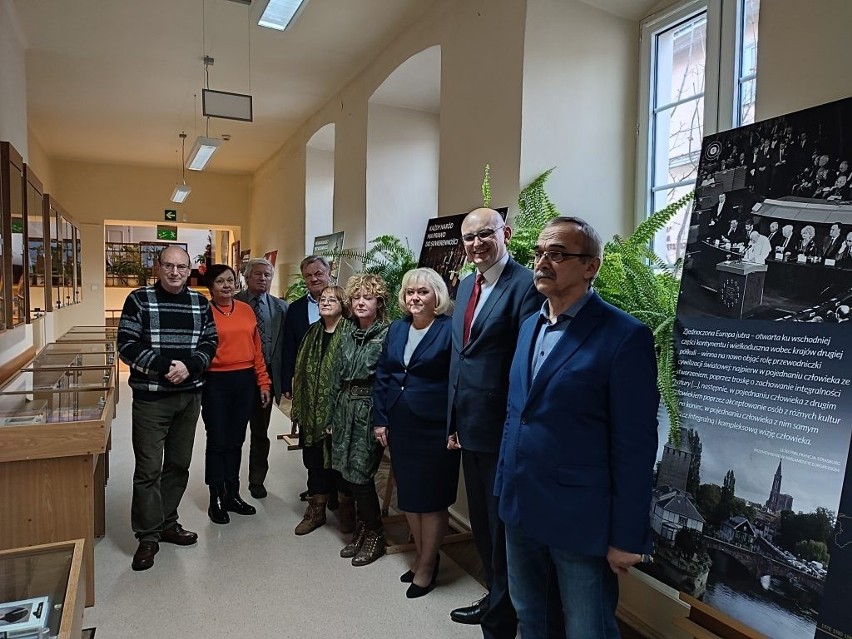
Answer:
[
  {"left": 594, "top": 190, "right": 694, "bottom": 444},
  {"left": 508, "top": 167, "right": 560, "bottom": 268},
  {"left": 481, "top": 164, "right": 492, "bottom": 208},
  {"left": 284, "top": 278, "right": 309, "bottom": 302}
]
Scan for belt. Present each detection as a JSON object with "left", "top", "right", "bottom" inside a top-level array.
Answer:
[{"left": 342, "top": 381, "right": 372, "bottom": 397}]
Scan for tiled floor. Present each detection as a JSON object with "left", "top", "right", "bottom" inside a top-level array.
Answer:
[{"left": 82, "top": 374, "right": 487, "bottom": 638}]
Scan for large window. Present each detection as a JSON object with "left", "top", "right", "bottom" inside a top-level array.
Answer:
[{"left": 637, "top": 0, "right": 760, "bottom": 264}]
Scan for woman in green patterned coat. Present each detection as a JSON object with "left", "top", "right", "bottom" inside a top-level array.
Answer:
[
  {"left": 328, "top": 274, "right": 390, "bottom": 566},
  {"left": 291, "top": 285, "right": 354, "bottom": 536}
]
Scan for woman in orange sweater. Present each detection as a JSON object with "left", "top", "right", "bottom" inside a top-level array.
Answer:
[{"left": 202, "top": 264, "right": 271, "bottom": 524}]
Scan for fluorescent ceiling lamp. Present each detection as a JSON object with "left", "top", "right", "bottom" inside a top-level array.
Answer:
[
  {"left": 258, "top": 0, "right": 309, "bottom": 31},
  {"left": 170, "top": 183, "right": 192, "bottom": 204},
  {"left": 186, "top": 136, "right": 221, "bottom": 171}
]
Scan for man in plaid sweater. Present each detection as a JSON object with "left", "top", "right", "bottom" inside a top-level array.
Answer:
[{"left": 118, "top": 246, "right": 218, "bottom": 571}]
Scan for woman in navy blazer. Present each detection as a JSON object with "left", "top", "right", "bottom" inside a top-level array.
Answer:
[{"left": 373, "top": 268, "right": 459, "bottom": 598}]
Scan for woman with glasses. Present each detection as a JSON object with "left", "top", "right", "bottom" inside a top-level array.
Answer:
[
  {"left": 202, "top": 264, "right": 271, "bottom": 524},
  {"left": 373, "top": 268, "right": 459, "bottom": 598},
  {"left": 290, "top": 285, "right": 354, "bottom": 536},
  {"left": 328, "top": 274, "right": 390, "bottom": 566}
]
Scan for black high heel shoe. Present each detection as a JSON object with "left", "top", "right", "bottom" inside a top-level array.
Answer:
[
  {"left": 405, "top": 555, "right": 440, "bottom": 598},
  {"left": 400, "top": 570, "right": 415, "bottom": 583}
]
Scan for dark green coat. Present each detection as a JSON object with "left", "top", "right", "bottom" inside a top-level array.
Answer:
[{"left": 329, "top": 320, "right": 389, "bottom": 484}]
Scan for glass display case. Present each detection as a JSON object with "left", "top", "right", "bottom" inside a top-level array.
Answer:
[
  {"left": 0, "top": 368, "right": 112, "bottom": 426},
  {"left": 0, "top": 540, "right": 85, "bottom": 639},
  {"left": 55, "top": 333, "right": 115, "bottom": 345},
  {"left": 0, "top": 364, "right": 114, "bottom": 607},
  {"left": 27, "top": 351, "right": 115, "bottom": 370},
  {"left": 64, "top": 325, "right": 118, "bottom": 337},
  {"left": 40, "top": 341, "right": 115, "bottom": 356}
]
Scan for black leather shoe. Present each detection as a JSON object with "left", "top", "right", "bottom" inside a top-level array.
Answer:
[
  {"left": 208, "top": 485, "right": 230, "bottom": 524},
  {"left": 159, "top": 523, "right": 198, "bottom": 546},
  {"left": 226, "top": 493, "right": 257, "bottom": 516},
  {"left": 403, "top": 555, "right": 440, "bottom": 584},
  {"left": 450, "top": 594, "right": 489, "bottom": 624},
  {"left": 406, "top": 582, "right": 435, "bottom": 599},
  {"left": 131, "top": 541, "right": 159, "bottom": 571},
  {"left": 249, "top": 484, "right": 268, "bottom": 499}
]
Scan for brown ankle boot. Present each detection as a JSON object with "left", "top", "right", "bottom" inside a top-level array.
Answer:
[
  {"left": 352, "top": 528, "right": 386, "bottom": 566},
  {"left": 295, "top": 494, "right": 328, "bottom": 535},
  {"left": 340, "top": 520, "right": 366, "bottom": 558},
  {"left": 337, "top": 492, "right": 355, "bottom": 534}
]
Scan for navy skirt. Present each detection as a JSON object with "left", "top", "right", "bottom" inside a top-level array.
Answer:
[{"left": 388, "top": 396, "right": 460, "bottom": 513}]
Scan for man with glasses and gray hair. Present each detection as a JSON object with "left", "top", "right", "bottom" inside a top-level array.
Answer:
[
  {"left": 496, "top": 216, "right": 658, "bottom": 637},
  {"left": 118, "top": 245, "right": 218, "bottom": 571},
  {"left": 235, "top": 257, "right": 289, "bottom": 499},
  {"left": 447, "top": 208, "right": 542, "bottom": 639}
]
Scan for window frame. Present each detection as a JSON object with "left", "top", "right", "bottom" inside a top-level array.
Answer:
[{"left": 635, "top": 0, "right": 757, "bottom": 237}]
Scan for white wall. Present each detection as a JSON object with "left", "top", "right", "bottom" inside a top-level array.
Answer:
[
  {"left": 520, "top": 0, "right": 637, "bottom": 242},
  {"left": 0, "top": 0, "right": 33, "bottom": 361},
  {"left": 0, "top": 0, "right": 27, "bottom": 155},
  {"left": 755, "top": 0, "right": 852, "bottom": 122},
  {"left": 305, "top": 146, "right": 335, "bottom": 254},
  {"left": 366, "top": 103, "right": 439, "bottom": 256}
]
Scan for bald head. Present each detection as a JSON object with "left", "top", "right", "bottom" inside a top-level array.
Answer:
[{"left": 461, "top": 208, "right": 511, "bottom": 273}]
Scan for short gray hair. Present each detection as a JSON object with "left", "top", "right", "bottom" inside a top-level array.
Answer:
[
  {"left": 397, "top": 268, "right": 452, "bottom": 317},
  {"left": 542, "top": 216, "right": 603, "bottom": 260},
  {"left": 244, "top": 257, "right": 274, "bottom": 273},
  {"left": 300, "top": 255, "right": 330, "bottom": 272}
]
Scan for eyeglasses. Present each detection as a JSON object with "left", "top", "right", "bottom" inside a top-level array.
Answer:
[
  {"left": 533, "top": 250, "right": 591, "bottom": 264},
  {"left": 319, "top": 297, "right": 341, "bottom": 304},
  {"left": 462, "top": 225, "right": 505, "bottom": 243},
  {"left": 214, "top": 277, "right": 236, "bottom": 286},
  {"left": 161, "top": 262, "right": 190, "bottom": 272}
]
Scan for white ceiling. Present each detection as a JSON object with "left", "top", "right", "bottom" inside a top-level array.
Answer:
[{"left": 13, "top": 0, "right": 659, "bottom": 174}]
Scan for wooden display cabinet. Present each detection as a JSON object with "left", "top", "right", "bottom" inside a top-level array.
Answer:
[
  {"left": 0, "top": 539, "right": 85, "bottom": 639},
  {"left": 0, "top": 369, "right": 114, "bottom": 607}
]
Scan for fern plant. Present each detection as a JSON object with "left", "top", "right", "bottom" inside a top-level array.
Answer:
[
  {"left": 595, "top": 190, "right": 694, "bottom": 444},
  {"left": 509, "top": 167, "right": 560, "bottom": 268}
]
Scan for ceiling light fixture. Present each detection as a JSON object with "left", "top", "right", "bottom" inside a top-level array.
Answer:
[
  {"left": 171, "top": 133, "right": 193, "bottom": 203},
  {"left": 257, "top": 0, "right": 309, "bottom": 31},
  {"left": 186, "top": 136, "right": 221, "bottom": 171}
]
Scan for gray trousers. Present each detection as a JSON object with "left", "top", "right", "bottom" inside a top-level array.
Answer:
[{"left": 131, "top": 390, "right": 201, "bottom": 541}]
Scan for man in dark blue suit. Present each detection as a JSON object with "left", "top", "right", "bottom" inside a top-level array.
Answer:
[
  {"left": 496, "top": 216, "right": 658, "bottom": 638},
  {"left": 447, "top": 208, "right": 543, "bottom": 639}
]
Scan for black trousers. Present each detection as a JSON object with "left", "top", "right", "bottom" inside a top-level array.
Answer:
[
  {"left": 462, "top": 449, "right": 518, "bottom": 639},
  {"left": 247, "top": 366, "right": 273, "bottom": 487},
  {"left": 302, "top": 441, "right": 347, "bottom": 496},
  {"left": 348, "top": 478, "right": 381, "bottom": 530},
  {"left": 202, "top": 369, "right": 255, "bottom": 486}
]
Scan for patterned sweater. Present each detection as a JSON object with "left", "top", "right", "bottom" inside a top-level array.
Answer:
[{"left": 118, "top": 282, "right": 218, "bottom": 394}]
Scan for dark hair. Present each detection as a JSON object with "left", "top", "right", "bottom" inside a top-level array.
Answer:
[
  {"left": 543, "top": 216, "right": 604, "bottom": 259},
  {"left": 205, "top": 264, "right": 236, "bottom": 290}
]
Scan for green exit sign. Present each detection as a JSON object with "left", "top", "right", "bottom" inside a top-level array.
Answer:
[
  {"left": 157, "top": 225, "right": 178, "bottom": 241},
  {"left": 164, "top": 209, "right": 177, "bottom": 221}
]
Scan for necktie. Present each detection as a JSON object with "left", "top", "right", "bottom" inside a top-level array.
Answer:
[
  {"left": 462, "top": 273, "right": 485, "bottom": 346},
  {"left": 251, "top": 296, "right": 269, "bottom": 362}
]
